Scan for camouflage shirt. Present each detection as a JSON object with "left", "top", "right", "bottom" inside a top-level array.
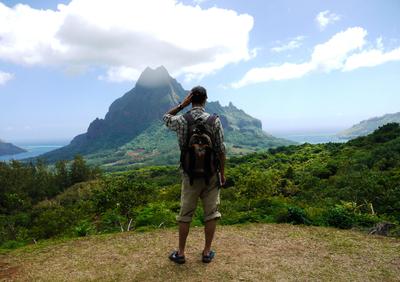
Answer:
[{"left": 163, "top": 106, "right": 226, "bottom": 154}]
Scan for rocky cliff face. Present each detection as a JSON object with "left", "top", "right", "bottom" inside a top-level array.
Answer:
[
  {"left": 40, "top": 66, "right": 293, "bottom": 164},
  {"left": 70, "top": 66, "right": 186, "bottom": 149}
]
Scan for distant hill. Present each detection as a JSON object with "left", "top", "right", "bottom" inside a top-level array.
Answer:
[
  {"left": 39, "top": 66, "right": 294, "bottom": 169},
  {"left": 0, "top": 139, "right": 26, "bottom": 156},
  {"left": 337, "top": 112, "right": 400, "bottom": 139}
]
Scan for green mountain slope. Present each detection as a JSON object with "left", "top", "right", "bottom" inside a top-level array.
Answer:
[
  {"left": 39, "top": 66, "right": 294, "bottom": 168},
  {"left": 0, "top": 140, "right": 26, "bottom": 156},
  {"left": 87, "top": 120, "right": 292, "bottom": 170},
  {"left": 337, "top": 111, "right": 400, "bottom": 139}
]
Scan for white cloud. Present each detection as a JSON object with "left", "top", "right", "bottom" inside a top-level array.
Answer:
[
  {"left": 98, "top": 66, "right": 141, "bottom": 82},
  {"left": 231, "top": 62, "right": 313, "bottom": 88},
  {"left": 311, "top": 27, "right": 366, "bottom": 71},
  {"left": 0, "top": 0, "right": 254, "bottom": 82},
  {"left": 343, "top": 47, "right": 400, "bottom": 71},
  {"left": 232, "top": 27, "right": 400, "bottom": 88},
  {"left": 271, "top": 36, "right": 305, "bottom": 53},
  {"left": 0, "top": 71, "right": 14, "bottom": 85},
  {"left": 315, "top": 10, "right": 341, "bottom": 30},
  {"left": 232, "top": 27, "right": 367, "bottom": 88}
]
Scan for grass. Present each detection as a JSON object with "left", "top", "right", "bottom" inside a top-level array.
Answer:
[{"left": 1, "top": 223, "right": 399, "bottom": 281}]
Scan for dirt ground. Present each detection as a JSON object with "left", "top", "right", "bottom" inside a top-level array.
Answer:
[{"left": 1, "top": 223, "right": 399, "bottom": 281}]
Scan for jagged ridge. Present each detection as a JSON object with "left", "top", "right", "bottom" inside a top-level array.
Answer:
[{"left": 40, "top": 66, "right": 294, "bottom": 167}]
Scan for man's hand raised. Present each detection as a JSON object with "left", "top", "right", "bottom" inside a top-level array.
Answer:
[
  {"left": 165, "top": 91, "right": 193, "bottom": 116},
  {"left": 180, "top": 92, "right": 193, "bottom": 108}
]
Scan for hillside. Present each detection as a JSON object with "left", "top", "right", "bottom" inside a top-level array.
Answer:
[
  {"left": 0, "top": 140, "right": 26, "bottom": 156},
  {"left": 38, "top": 66, "right": 294, "bottom": 169},
  {"left": 337, "top": 112, "right": 400, "bottom": 139},
  {"left": 86, "top": 103, "right": 292, "bottom": 169},
  {"left": 1, "top": 123, "right": 400, "bottom": 255},
  {"left": 1, "top": 223, "right": 399, "bottom": 281}
]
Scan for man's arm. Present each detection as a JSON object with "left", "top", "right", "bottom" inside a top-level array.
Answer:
[
  {"left": 166, "top": 104, "right": 183, "bottom": 116},
  {"left": 214, "top": 117, "right": 226, "bottom": 185},
  {"left": 163, "top": 92, "right": 193, "bottom": 130},
  {"left": 218, "top": 152, "right": 226, "bottom": 186},
  {"left": 166, "top": 92, "right": 193, "bottom": 116}
]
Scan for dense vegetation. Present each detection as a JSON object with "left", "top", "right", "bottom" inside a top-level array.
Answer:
[{"left": 1, "top": 123, "right": 399, "bottom": 249}]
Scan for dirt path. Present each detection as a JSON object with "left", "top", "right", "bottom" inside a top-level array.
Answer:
[
  {"left": 1, "top": 223, "right": 400, "bottom": 281},
  {"left": 0, "top": 261, "right": 19, "bottom": 281}
]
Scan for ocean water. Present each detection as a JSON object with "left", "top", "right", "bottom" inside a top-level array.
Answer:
[
  {"left": 0, "top": 142, "right": 68, "bottom": 161},
  {"left": 0, "top": 134, "right": 346, "bottom": 162},
  {"left": 275, "top": 133, "right": 347, "bottom": 144}
]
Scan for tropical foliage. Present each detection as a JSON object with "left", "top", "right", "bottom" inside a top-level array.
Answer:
[{"left": 1, "top": 123, "right": 399, "bottom": 249}]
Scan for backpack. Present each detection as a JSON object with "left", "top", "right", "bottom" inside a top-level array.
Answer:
[{"left": 180, "top": 112, "right": 219, "bottom": 185}]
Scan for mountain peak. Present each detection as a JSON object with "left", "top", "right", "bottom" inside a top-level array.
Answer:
[
  {"left": 136, "top": 66, "right": 171, "bottom": 87},
  {"left": 39, "top": 66, "right": 294, "bottom": 164}
]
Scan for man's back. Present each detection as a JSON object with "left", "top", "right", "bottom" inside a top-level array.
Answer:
[
  {"left": 163, "top": 86, "right": 226, "bottom": 265},
  {"left": 163, "top": 106, "right": 225, "bottom": 155}
]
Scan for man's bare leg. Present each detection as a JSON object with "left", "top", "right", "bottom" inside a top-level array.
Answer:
[
  {"left": 203, "top": 218, "right": 217, "bottom": 255},
  {"left": 178, "top": 222, "right": 190, "bottom": 256}
]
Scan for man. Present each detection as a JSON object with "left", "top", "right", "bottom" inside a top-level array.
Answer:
[{"left": 163, "top": 86, "right": 226, "bottom": 264}]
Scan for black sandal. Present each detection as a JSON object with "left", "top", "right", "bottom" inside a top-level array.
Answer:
[
  {"left": 169, "top": 251, "right": 186, "bottom": 264},
  {"left": 202, "top": 250, "right": 215, "bottom": 263}
]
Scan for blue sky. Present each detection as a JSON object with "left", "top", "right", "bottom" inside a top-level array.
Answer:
[{"left": 0, "top": 0, "right": 399, "bottom": 142}]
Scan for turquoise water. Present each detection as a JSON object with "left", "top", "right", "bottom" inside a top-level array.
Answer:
[
  {"left": 0, "top": 142, "right": 68, "bottom": 161},
  {"left": 275, "top": 133, "right": 347, "bottom": 144},
  {"left": 0, "top": 134, "right": 346, "bottom": 162}
]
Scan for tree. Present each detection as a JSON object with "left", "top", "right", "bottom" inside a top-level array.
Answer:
[
  {"left": 55, "top": 160, "right": 70, "bottom": 190},
  {"left": 70, "top": 155, "right": 90, "bottom": 184}
]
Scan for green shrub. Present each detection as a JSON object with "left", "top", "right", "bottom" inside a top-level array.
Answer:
[
  {"left": 236, "top": 170, "right": 279, "bottom": 199},
  {"left": 324, "top": 206, "right": 354, "bottom": 229},
  {"left": 274, "top": 207, "right": 290, "bottom": 223},
  {"left": 286, "top": 206, "right": 311, "bottom": 225},
  {"left": 135, "top": 203, "right": 176, "bottom": 228},
  {"left": 192, "top": 206, "right": 204, "bottom": 226},
  {"left": 157, "top": 184, "right": 181, "bottom": 202},
  {"left": 30, "top": 203, "right": 77, "bottom": 239},
  {"left": 354, "top": 213, "right": 380, "bottom": 227},
  {"left": 99, "top": 209, "right": 126, "bottom": 232},
  {"left": 0, "top": 240, "right": 26, "bottom": 250},
  {"left": 135, "top": 226, "right": 157, "bottom": 232},
  {"left": 74, "top": 220, "right": 95, "bottom": 237},
  {"left": 274, "top": 205, "right": 312, "bottom": 225},
  {"left": 389, "top": 225, "right": 400, "bottom": 237},
  {"left": 304, "top": 206, "right": 326, "bottom": 226},
  {"left": 219, "top": 210, "right": 263, "bottom": 225}
]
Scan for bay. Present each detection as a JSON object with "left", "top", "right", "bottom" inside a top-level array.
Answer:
[
  {"left": 0, "top": 141, "right": 68, "bottom": 161},
  {"left": 275, "top": 133, "right": 347, "bottom": 144}
]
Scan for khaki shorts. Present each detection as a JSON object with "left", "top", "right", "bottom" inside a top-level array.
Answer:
[{"left": 176, "top": 173, "right": 221, "bottom": 223}]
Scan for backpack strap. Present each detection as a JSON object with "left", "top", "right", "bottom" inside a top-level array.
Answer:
[
  {"left": 204, "top": 113, "right": 218, "bottom": 147},
  {"left": 183, "top": 112, "right": 201, "bottom": 183},
  {"left": 183, "top": 112, "right": 196, "bottom": 126},
  {"left": 206, "top": 113, "right": 218, "bottom": 126},
  {"left": 182, "top": 112, "right": 196, "bottom": 149}
]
